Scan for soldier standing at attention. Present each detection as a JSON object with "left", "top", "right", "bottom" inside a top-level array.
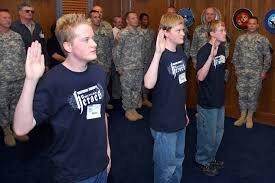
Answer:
[
  {"left": 90, "top": 10, "right": 114, "bottom": 111},
  {"left": 89, "top": 10, "right": 114, "bottom": 88},
  {"left": 92, "top": 5, "right": 113, "bottom": 33},
  {"left": 233, "top": 16, "right": 272, "bottom": 128},
  {"left": 111, "top": 16, "right": 123, "bottom": 100},
  {"left": 0, "top": 9, "right": 28, "bottom": 146},
  {"left": 113, "top": 11, "right": 145, "bottom": 122},
  {"left": 139, "top": 13, "right": 155, "bottom": 107}
]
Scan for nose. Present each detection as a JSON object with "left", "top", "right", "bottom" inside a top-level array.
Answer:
[{"left": 89, "top": 38, "right": 97, "bottom": 47}]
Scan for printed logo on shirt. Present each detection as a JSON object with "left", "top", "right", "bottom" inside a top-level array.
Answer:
[
  {"left": 72, "top": 84, "right": 104, "bottom": 114},
  {"left": 213, "top": 55, "right": 225, "bottom": 68},
  {"left": 168, "top": 60, "right": 186, "bottom": 78}
]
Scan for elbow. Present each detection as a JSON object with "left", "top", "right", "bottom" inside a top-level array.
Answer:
[
  {"left": 144, "top": 81, "right": 153, "bottom": 89},
  {"left": 13, "top": 125, "right": 28, "bottom": 136},
  {"left": 12, "top": 118, "right": 34, "bottom": 136},
  {"left": 197, "top": 74, "right": 205, "bottom": 82}
]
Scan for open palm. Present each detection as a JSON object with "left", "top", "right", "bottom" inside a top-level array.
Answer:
[{"left": 25, "top": 41, "right": 45, "bottom": 80}]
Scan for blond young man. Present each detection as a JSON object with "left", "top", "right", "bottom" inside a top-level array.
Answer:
[
  {"left": 144, "top": 13, "right": 189, "bottom": 183},
  {"left": 195, "top": 20, "right": 227, "bottom": 176},
  {"left": 13, "top": 14, "right": 110, "bottom": 183}
]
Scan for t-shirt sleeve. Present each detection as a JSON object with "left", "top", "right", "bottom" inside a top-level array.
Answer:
[
  {"left": 33, "top": 79, "right": 54, "bottom": 124},
  {"left": 196, "top": 47, "right": 208, "bottom": 71}
]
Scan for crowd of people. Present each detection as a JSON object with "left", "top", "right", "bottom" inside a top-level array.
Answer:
[{"left": 0, "top": 2, "right": 272, "bottom": 183}]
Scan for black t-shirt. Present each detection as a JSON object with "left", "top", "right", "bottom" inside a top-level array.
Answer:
[
  {"left": 196, "top": 42, "right": 226, "bottom": 108},
  {"left": 46, "top": 36, "right": 65, "bottom": 69},
  {"left": 33, "top": 63, "right": 109, "bottom": 183},
  {"left": 150, "top": 48, "right": 187, "bottom": 132}
]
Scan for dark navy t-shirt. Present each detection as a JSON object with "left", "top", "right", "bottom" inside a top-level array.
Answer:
[
  {"left": 150, "top": 48, "right": 187, "bottom": 132},
  {"left": 196, "top": 42, "right": 226, "bottom": 108},
  {"left": 33, "top": 63, "right": 109, "bottom": 183}
]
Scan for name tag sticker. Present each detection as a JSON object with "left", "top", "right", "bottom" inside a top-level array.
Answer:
[
  {"left": 179, "top": 73, "right": 187, "bottom": 84},
  {"left": 87, "top": 104, "right": 101, "bottom": 119}
]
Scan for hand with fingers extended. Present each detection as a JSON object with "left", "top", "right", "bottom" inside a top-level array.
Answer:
[
  {"left": 210, "top": 40, "right": 219, "bottom": 59},
  {"left": 25, "top": 41, "right": 45, "bottom": 81},
  {"left": 155, "top": 29, "right": 166, "bottom": 54}
]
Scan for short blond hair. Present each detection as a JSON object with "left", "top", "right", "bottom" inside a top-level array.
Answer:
[
  {"left": 55, "top": 14, "right": 91, "bottom": 53},
  {"left": 159, "top": 13, "right": 184, "bottom": 31},
  {"left": 207, "top": 20, "right": 225, "bottom": 37}
]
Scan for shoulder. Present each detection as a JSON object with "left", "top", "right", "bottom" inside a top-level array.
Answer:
[
  {"left": 9, "top": 30, "right": 22, "bottom": 39},
  {"left": 10, "top": 20, "right": 22, "bottom": 30},
  {"left": 88, "top": 63, "right": 105, "bottom": 73},
  {"left": 11, "top": 20, "right": 21, "bottom": 26},
  {"left": 194, "top": 25, "right": 204, "bottom": 32},
  {"left": 257, "top": 33, "right": 270, "bottom": 43},
  {"left": 198, "top": 43, "right": 210, "bottom": 52},
  {"left": 236, "top": 34, "right": 245, "bottom": 42},
  {"left": 120, "top": 28, "right": 129, "bottom": 36}
]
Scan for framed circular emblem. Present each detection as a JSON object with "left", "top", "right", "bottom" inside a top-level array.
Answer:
[
  {"left": 264, "top": 9, "right": 275, "bottom": 34},
  {"left": 232, "top": 8, "right": 253, "bottom": 30},
  {"left": 201, "top": 7, "right": 222, "bottom": 24},
  {"left": 178, "top": 8, "right": 195, "bottom": 27}
]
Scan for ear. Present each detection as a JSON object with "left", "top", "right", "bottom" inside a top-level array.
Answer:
[
  {"left": 63, "top": 42, "right": 72, "bottom": 53},
  {"left": 163, "top": 30, "right": 169, "bottom": 39},
  {"left": 209, "top": 31, "right": 214, "bottom": 37}
]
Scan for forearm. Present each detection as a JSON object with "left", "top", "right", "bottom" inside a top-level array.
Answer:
[
  {"left": 13, "top": 79, "right": 38, "bottom": 135},
  {"left": 144, "top": 51, "right": 162, "bottom": 89},
  {"left": 197, "top": 55, "right": 213, "bottom": 81},
  {"left": 52, "top": 53, "right": 65, "bottom": 62}
]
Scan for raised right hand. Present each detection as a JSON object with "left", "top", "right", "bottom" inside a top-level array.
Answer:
[
  {"left": 25, "top": 41, "right": 45, "bottom": 80},
  {"left": 210, "top": 40, "right": 218, "bottom": 59},
  {"left": 155, "top": 29, "right": 166, "bottom": 54}
]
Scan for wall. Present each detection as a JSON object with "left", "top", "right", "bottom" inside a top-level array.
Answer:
[
  {"left": 1, "top": 0, "right": 56, "bottom": 38},
  {"left": 98, "top": 0, "right": 275, "bottom": 125}
]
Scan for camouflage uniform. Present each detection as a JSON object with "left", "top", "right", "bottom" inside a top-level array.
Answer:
[
  {"left": 0, "top": 30, "right": 26, "bottom": 127},
  {"left": 232, "top": 32, "right": 272, "bottom": 112},
  {"left": 139, "top": 27, "right": 155, "bottom": 97},
  {"left": 113, "top": 28, "right": 145, "bottom": 110},
  {"left": 183, "top": 33, "right": 191, "bottom": 60},
  {"left": 93, "top": 22, "right": 114, "bottom": 84}
]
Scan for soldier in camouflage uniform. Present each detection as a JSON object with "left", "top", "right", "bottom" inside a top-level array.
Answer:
[
  {"left": 90, "top": 10, "right": 114, "bottom": 83},
  {"left": 113, "top": 11, "right": 145, "bottom": 121},
  {"left": 111, "top": 16, "right": 123, "bottom": 100},
  {"left": 90, "top": 8, "right": 115, "bottom": 110},
  {"left": 92, "top": 5, "right": 113, "bottom": 34},
  {"left": 232, "top": 16, "right": 272, "bottom": 128},
  {"left": 0, "top": 9, "right": 28, "bottom": 146},
  {"left": 139, "top": 13, "right": 155, "bottom": 107},
  {"left": 190, "top": 7, "right": 229, "bottom": 67}
]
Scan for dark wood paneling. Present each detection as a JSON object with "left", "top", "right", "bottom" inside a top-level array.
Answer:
[
  {"left": 99, "top": 0, "right": 275, "bottom": 125},
  {"left": 1, "top": 0, "right": 56, "bottom": 38}
]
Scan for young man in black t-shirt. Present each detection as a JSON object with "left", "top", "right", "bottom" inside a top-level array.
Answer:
[
  {"left": 195, "top": 20, "right": 227, "bottom": 176},
  {"left": 13, "top": 14, "right": 110, "bottom": 183},
  {"left": 144, "top": 13, "right": 189, "bottom": 183}
]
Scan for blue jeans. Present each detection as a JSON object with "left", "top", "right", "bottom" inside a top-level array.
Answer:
[
  {"left": 195, "top": 105, "right": 224, "bottom": 165},
  {"left": 74, "top": 169, "right": 107, "bottom": 183},
  {"left": 151, "top": 128, "right": 186, "bottom": 183}
]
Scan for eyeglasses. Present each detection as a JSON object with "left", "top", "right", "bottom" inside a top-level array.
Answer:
[{"left": 24, "top": 10, "right": 34, "bottom": 14}]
